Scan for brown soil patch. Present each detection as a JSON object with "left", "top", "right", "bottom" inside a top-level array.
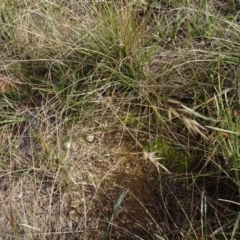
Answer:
[
  {"left": 95, "top": 133, "right": 160, "bottom": 239},
  {"left": 65, "top": 129, "right": 160, "bottom": 240},
  {"left": 0, "top": 116, "right": 161, "bottom": 239}
]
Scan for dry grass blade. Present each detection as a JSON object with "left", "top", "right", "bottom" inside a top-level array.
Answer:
[
  {"left": 182, "top": 117, "right": 208, "bottom": 140},
  {"left": 168, "top": 107, "right": 181, "bottom": 121},
  {"left": 143, "top": 150, "right": 171, "bottom": 174}
]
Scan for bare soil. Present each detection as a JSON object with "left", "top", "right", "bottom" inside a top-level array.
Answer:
[{"left": 0, "top": 120, "right": 161, "bottom": 240}]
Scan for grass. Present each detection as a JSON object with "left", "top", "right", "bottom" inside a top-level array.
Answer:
[{"left": 0, "top": 0, "right": 240, "bottom": 239}]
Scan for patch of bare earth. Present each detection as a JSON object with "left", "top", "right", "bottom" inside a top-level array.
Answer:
[
  {"left": 0, "top": 116, "right": 160, "bottom": 239},
  {"left": 63, "top": 128, "right": 161, "bottom": 240}
]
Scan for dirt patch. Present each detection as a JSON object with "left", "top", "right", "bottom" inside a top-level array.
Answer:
[
  {"left": 65, "top": 129, "right": 160, "bottom": 239},
  {"left": 0, "top": 112, "right": 161, "bottom": 239},
  {"left": 1, "top": 113, "right": 238, "bottom": 239},
  {"left": 96, "top": 141, "right": 159, "bottom": 239}
]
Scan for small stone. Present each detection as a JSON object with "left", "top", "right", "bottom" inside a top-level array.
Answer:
[
  {"left": 64, "top": 141, "right": 71, "bottom": 149},
  {"left": 85, "top": 134, "right": 95, "bottom": 143}
]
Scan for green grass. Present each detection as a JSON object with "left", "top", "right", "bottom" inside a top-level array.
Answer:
[{"left": 0, "top": 0, "right": 240, "bottom": 239}]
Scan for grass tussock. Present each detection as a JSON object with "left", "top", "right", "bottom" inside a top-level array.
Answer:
[{"left": 0, "top": 0, "right": 240, "bottom": 239}]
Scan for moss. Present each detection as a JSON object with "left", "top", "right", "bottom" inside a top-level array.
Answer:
[
  {"left": 123, "top": 110, "right": 139, "bottom": 126},
  {"left": 149, "top": 137, "right": 195, "bottom": 173}
]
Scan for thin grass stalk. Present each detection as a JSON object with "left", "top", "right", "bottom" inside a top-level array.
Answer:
[{"left": 102, "top": 190, "right": 129, "bottom": 240}]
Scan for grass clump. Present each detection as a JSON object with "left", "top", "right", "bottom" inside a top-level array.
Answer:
[{"left": 0, "top": 0, "right": 240, "bottom": 239}]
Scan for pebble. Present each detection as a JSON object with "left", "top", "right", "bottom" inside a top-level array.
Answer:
[{"left": 85, "top": 134, "right": 95, "bottom": 143}]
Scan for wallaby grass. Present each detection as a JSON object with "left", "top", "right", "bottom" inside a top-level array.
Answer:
[{"left": 0, "top": 0, "right": 240, "bottom": 239}]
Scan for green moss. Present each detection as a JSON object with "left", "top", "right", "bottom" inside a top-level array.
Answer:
[
  {"left": 123, "top": 111, "right": 139, "bottom": 126},
  {"left": 149, "top": 137, "right": 195, "bottom": 173}
]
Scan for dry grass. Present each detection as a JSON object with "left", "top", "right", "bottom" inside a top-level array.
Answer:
[{"left": 0, "top": 0, "right": 240, "bottom": 239}]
